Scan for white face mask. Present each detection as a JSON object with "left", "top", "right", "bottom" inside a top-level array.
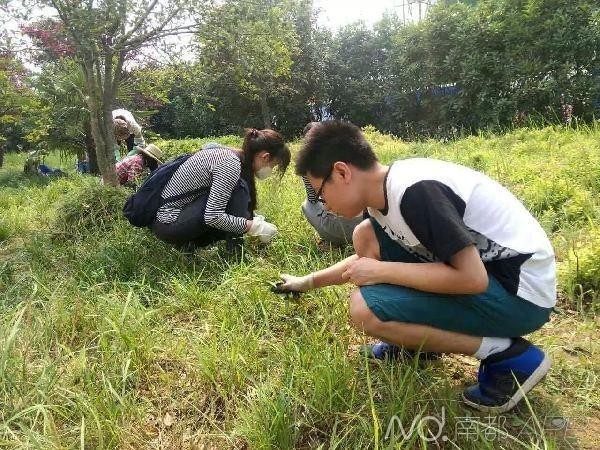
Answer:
[{"left": 256, "top": 165, "right": 274, "bottom": 180}]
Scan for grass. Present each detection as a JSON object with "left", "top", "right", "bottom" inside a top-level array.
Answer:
[{"left": 0, "top": 125, "right": 598, "bottom": 449}]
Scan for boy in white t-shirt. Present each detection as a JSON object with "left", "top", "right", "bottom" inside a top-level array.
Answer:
[{"left": 278, "top": 120, "right": 556, "bottom": 413}]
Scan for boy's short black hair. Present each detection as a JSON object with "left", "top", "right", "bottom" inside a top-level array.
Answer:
[{"left": 295, "top": 120, "right": 378, "bottom": 178}]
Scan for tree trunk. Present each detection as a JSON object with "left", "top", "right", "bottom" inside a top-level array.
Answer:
[
  {"left": 82, "top": 57, "right": 118, "bottom": 186},
  {"left": 259, "top": 93, "right": 271, "bottom": 129},
  {"left": 88, "top": 99, "right": 118, "bottom": 186},
  {"left": 83, "top": 117, "right": 99, "bottom": 174},
  {"left": 0, "top": 145, "right": 4, "bottom": 168}
]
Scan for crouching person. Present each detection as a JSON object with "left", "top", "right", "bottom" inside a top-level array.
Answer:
[
  {"left": 300, "top": 122, "right": 363, "bottom": 248},
  {"left": 150, "top": 129, "right": 290, "bottom": 249},
  {"left": 112, "top": 108, "right": 146, "bottom": 160},
  {"left": 116, "top": 144, "right": 163, "bottom": 186},
  {"left": 278, "top": 121, "right": 556, "bottom": 413}
]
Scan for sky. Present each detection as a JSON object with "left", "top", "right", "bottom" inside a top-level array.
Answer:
[
  {"left": 315, "top": 0, "right": 396, "bottom": 29},
  {"left": 315, "top": 0, "right": 432, "bottom": 29}
]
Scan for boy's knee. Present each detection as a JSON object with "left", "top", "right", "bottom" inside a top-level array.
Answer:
[
  {"left": 349, "top": 289, "right": 380, "bottom": 334},
  {"left": 352, "top": 220, "right": 380, "bottom": 259}
]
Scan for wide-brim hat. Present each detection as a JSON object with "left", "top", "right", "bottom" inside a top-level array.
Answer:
[{"left": 139, "top": 144, "right": 163, "bottom": 164}]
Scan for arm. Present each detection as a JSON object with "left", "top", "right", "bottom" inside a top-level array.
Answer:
[
  {"left": 114, "top": 144, "right": 122, "bottom": 162},
  {"left": 289, "top": 180, "right": 489, "bottom": 294},
  {"left": 203, "top": 158, "right": 247, "bottom": 234},
  {"left": 289, "top": 240, "right": 488, "bottom": 295},
  {"left": 342, "top": 245, "right": 488, "bottom": 294},
  {"left": 279, "top": 254, "right": 358, "bottom": 292},
  {"left": 313, "top": 254, "right": 359, "bottom": 287},
  {"left": 132, "top": 129, "right": 146, "bottom": 149},
  {"left": 344, "top": 180, "right": 488, "bottom": 294}
]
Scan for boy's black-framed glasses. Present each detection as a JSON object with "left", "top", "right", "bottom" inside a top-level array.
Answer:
[{"left": 316, "top": 166, "right": 334, "bottom": 203}]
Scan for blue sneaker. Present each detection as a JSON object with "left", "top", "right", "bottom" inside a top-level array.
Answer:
[
  {"left": 360, "top": 341, "right": 441, "bottom": 362},
  {"left": 462, "top": 337, "right": 551, "bottom": 413}
]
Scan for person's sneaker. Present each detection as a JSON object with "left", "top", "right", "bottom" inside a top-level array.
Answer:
[
  {"left": 360, "top": 341, "right": 441, "bottom": 362},
  {"left": 462, "top": 337, "right": 551, "bottom": 414}
]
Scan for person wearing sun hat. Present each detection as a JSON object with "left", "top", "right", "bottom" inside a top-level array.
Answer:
[{"left": 115, "top": 143, "right": 163, "bottom": 186}]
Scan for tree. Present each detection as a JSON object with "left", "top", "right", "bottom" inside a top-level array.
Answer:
[
  {"left": 13, "top": 0, "right": 204, "bottom": 185},
  {"left": 33, "top": 60, "right": 100, "bottom": 170},
  {"left": 0, "top": 56, "right": 27, "bottom": 160},
  {"left": 197, "top": 0, "right": 299, "bottom": 129},
  {"left": 22, "top": 21, "right": 97, "bottom": 170},
  {"left": 270, "top": 0, "right": 332, "bottom": 134},
  {"left": 325, "top": 17, "right": 397, "bottom": 129},
  {"left": 385, "top": 0, "right": 600, "bottom": 136},
  {"left": 0, "top": 54, "right": 47, "bottom": 162},
  {"left": 149, "top": 62, "right": 228, "bottom": 138}
]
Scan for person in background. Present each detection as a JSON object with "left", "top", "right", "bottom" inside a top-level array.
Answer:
[
  {"left": 301, "top": 122, "right": 363, "bottom": 248},
  {"left": 76, "top": 153, "right": 90, "bottom": 173},
  {"left": 115, "top": 144, "right": 163, "bottom": 187},
  {"left": 23, "top": 146, "right": 66, "bottom": 177},
  {"left": 112, "top": 108, "right": 146, "bottom": 161},
  {"left": 151, "top": 128, "right": 290, "bottom": 249}
]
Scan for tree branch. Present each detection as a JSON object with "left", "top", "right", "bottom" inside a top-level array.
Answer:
[
  {"left": 114, "top": 5, "right": 185, "bottom": 52},
  {"left": 112, "top": 49, "right": 127, "bottom": 91},
  {"left": 119, "top": 23, "right": 199, "bottom": 53},
  {"left": 116, "top": 0, "right": 160, "bottom": 46}
]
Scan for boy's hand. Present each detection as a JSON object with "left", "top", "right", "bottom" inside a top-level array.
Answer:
[
  {"left": 342, "top": 257, "right": 383, "bottom": 286},
  {"left": 278, "top": 273, "right": 315, "bottom": 292}
]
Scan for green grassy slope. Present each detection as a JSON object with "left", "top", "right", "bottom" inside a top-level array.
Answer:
[{"left": 0, "top": 125, "right": 598, "bottom": 449}]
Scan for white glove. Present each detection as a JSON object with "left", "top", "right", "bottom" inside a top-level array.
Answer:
[
  {"left": 248, "top": 216, "right": 278, "bottom": 243},
  {"left": 278, "top": 273, "right": 315, "bottom": 293}
]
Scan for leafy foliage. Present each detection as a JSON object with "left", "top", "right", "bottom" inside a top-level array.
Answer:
[
  {"left": 5, "top": 0, "right": 599, "bottom": 142},
  {"left": 153, "top": 0, "right": 329, "bottom": 138},
  {"left": 149, "top": 0, "right": 600, "bottom": 139},
  {"left": 32, "top": 59, "right": 89, "bottom": 152},
  {"left": 0, "top": 56, "right": 48, "bottom": 152}
]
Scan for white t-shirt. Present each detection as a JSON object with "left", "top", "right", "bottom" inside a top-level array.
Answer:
[{"left": 367, "top": 158, "right": 556, "bottom": 308}]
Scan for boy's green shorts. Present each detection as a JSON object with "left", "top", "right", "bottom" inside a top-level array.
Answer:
[{"left": 359, "top": 219, "right": 552, "bottom": 338}]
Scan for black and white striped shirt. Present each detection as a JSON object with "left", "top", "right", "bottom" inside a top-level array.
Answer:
[
  {"left": 156, "top": 145, "right": 247, "bottom": 233},
  {"left": 303, "top": 176, "right": 319, "bottom": 203}
]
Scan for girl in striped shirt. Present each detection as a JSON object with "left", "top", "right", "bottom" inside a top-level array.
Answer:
[{"left": 152, "top": 128, "right": 290, "bottom": 249}]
